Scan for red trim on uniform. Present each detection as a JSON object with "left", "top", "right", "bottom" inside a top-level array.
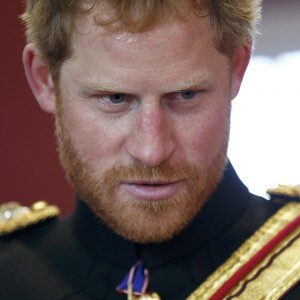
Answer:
[{"left": 210, "top": 214, "right": 300, "bottom": 300}]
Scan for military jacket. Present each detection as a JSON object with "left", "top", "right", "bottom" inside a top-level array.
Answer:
[{"left": 0, "top": 163, "right": 299, "bottom": 299}]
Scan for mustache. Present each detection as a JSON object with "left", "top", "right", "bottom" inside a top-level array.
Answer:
[{"left": 100, "top": 161, "right": 201, "bottom": 184}]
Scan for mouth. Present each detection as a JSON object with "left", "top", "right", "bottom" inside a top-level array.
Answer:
[{"left": 120, "top": 180, "right": 184, "bottom": 201}]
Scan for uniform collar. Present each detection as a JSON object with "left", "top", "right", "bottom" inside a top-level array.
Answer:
[{"left": 73, "top": 162, "right": 250, "bottom": 269}]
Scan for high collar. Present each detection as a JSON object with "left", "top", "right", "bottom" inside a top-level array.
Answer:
[{"left": 72, "top": 163, "right": 250, "bottom": 269}]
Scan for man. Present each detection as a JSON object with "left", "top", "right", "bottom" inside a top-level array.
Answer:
[{"left": 0, "top": 1, "right": 299, "bottom": 299}]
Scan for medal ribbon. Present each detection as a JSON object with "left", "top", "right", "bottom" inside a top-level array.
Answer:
[{"left": 116, "top": 260, "right": 149, "bottom": 298}]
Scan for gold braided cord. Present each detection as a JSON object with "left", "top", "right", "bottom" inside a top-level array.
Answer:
[
  {"left": 226, "top": 225, "right": 300, "bottom": 299},
  {"left": 0, "top": 202, "right": 60, "bottom": 236},
  {"left": 267, "top": 184, "right": 300, "bottom": 199},
  {"left": 187, "top": 202, "right": 300, "bottom": 300}
]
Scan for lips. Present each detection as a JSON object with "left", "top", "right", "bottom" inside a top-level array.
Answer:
[{"left": 120, "top": 180, "right": 184, "bottom": 201}]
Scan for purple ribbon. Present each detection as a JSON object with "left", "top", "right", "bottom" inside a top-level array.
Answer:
[{"left": 116, "top": 260, "right": 149, "bottom": 296}]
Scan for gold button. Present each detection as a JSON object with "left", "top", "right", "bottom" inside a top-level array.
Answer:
[
  {"left": 139, "top": 293, "right": 161, "bottom": 300},
  {"left": 31, "top": 201, "right": 48, "bottom": 211}
]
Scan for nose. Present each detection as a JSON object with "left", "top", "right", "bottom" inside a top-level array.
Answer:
[{"left": 124, "top": 101, "right": 175, "bottom": 167}]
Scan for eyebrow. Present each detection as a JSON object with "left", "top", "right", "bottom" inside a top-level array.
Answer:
[
  {"left": 78, "top": 81, "right": 121, "bottom": 93},
  {"left": 165, "top": 74, "right": 213, "bottom": 92},
  {"left": 78, "top": 73, "right": 213, "bottom": 94}
]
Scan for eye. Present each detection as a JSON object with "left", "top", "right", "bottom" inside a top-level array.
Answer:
[
  {"left": 180, "top": 90, "right": 196, "bottom": 100},
  {"left": 109, "top": 94, "right": 126, "bottom": 103}
]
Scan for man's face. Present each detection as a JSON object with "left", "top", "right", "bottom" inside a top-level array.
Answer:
[{"left": 55, "top": 9, "right": 237, "bottom": 243}]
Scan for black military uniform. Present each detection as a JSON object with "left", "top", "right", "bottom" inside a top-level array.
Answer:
[{"left": 0, "top": 163, "right": 299, "bottom": 300}]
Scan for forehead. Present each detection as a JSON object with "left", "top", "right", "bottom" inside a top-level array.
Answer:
[
  {"left": 59, "top": 3, "right": 228, "bottom": 96},
  {"left": 72, "top": 7, "right": 215, "bottom": 66}
]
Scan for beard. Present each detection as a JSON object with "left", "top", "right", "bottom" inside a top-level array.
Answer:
[{"left": 55, "top": 95, "right": 229, "bottom": 244}]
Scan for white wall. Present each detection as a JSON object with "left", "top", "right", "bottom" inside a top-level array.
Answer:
[
  {"left": 255, "top": 0, "right": 300, "bottom": 56},
  {"left": 228, "top": 0, "right": 300, "bottom": 197}
]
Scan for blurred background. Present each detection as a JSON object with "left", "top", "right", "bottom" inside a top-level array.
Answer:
[
  {"left": 1, "top": 0, "right": 300, "bottom": 215},
  {"left": 229, "top": 0, "right": 300, "bottom": 197}
]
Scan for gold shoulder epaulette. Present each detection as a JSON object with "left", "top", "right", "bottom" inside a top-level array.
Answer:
[
  {"left": 0, "top": 201, "right": 60, "bottom": 236},
  {"left": 267, "top": 184, "right": 300, "bottom": 201}
]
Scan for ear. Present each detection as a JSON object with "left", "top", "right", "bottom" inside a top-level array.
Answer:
[
  {"left": 23, "top": 43, "right": 56, "bottom": 114},
  {"left": 230, "top": 42, "right": 252, "bottom": 100}
]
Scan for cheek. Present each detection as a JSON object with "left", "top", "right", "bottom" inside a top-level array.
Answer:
[
  {"left": 179, "top": 107, "right": 230, "bottom": 164},
  {"left": 78, "top": 124, "right": 125, "bottom": 162},
  {"left": 60, "top": 101, "right": 126, "bottom": 164}
]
